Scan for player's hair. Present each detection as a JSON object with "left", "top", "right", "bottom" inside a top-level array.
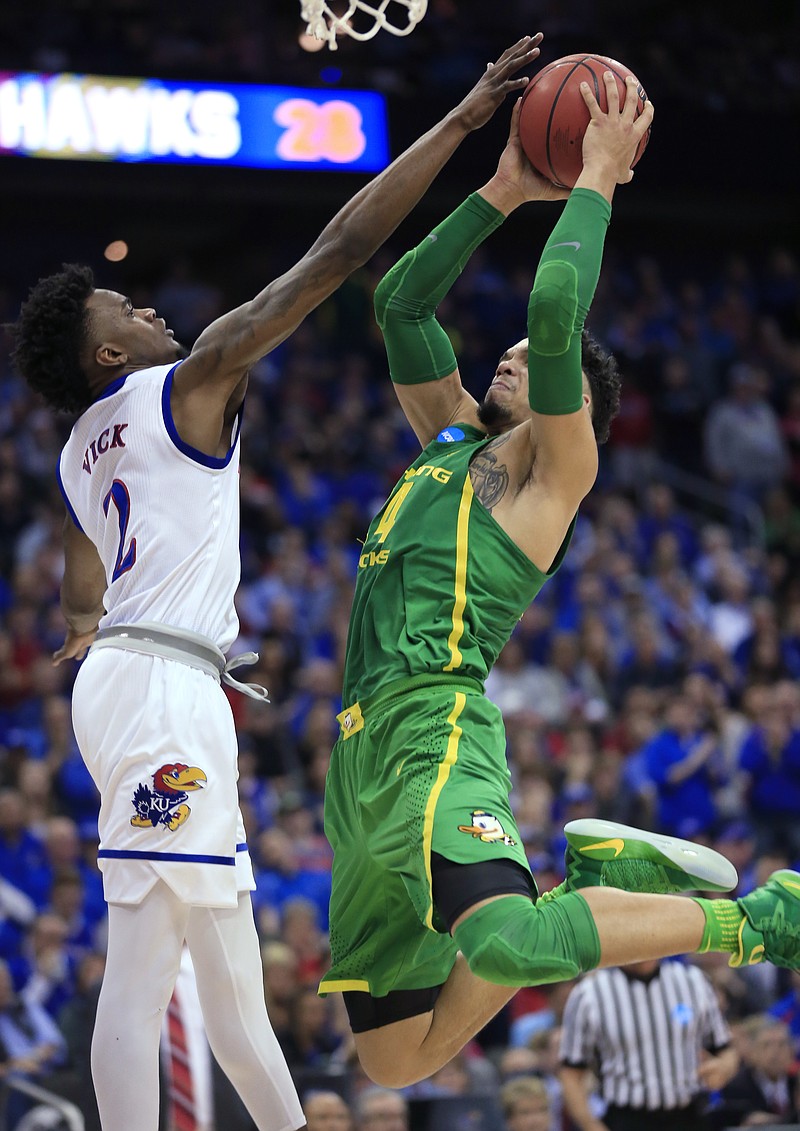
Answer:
[
  {"left": 581, "top": 328, "right": 621, "bottom": 445},
  {"left": 10, "top": 263, "right": 95, "bottom": 413}
]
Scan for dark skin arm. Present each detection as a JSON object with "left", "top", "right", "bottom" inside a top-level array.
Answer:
[
  {"left": 54, "top": 516, "right": 106, "bottom": 664},
  {"left": 170, "top": 35, "right": 545, "bottom": 456}
]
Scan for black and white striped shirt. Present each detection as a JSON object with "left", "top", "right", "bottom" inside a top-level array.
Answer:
[{"left": 559, "top": 961, "right": 731, "bottom": 1111}]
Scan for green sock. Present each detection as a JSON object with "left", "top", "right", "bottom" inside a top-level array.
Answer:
[
  {"left": 693, "top": 898, "right": 746, "bottom": 953},
  {"left": 536, "top": 881, "right": 567, "bottom": 905}
]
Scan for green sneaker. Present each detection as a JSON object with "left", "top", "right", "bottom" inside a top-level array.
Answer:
[
  {"left": 730, "top": 870, "right": 800, "bottom": 970},
  {"left": 539, "top": 819, "right": 738, "bottom": 904}
]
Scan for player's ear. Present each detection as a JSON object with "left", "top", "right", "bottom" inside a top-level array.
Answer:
[{"left": 95, "top": 343, "right": 128, "bottom": 368}]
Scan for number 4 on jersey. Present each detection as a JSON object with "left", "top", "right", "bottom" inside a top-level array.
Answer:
[
  {"left": 374, "top": 481, "right": 414, "bottom": 544},
  {"left": 103, "top": 479, "right": 137, "bottom": 581}
]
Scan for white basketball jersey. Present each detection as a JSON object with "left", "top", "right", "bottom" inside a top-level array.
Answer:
[{"left": 58, "top": 362, "right": 241, "bottom": 651}]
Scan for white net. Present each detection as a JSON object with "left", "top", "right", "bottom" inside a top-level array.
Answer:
[{"left": 301, "top": 0, "right": 428, "bottom": 50}]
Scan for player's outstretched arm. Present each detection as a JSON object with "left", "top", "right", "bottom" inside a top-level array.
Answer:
[
  {"left": 376, "top": 98, "right": 568, "bottom": 447},
  {"left": 54, "top": 516, "right": 106, "bottom": 664},
  {"left": 525, "top": 74, "right": 654, "bottom": 504},
  {"left": 170, "top": 37, "right": 544, "bottom": 436}
]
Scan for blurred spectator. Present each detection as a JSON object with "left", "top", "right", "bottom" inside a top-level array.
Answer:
[
  {"left": 55, "top": 950, "right": 105, "bottom": 1131},
  {"left": 641, "top": 695, "right": 722, "bottom": 838},
  {"left": 280, "top": 988, "right": 342, "bottom": 1078},
  {"left": 703, "top": 363, "right": 788, "bottom": 538},
  {"left": 304, "top": 1090, "right": 354, "bottom": 1131},
  {"left": 636, "top": 484, "right": 699, "bottom": 570},
  {"left": 262, "top": 940, "right": 299, "bottom": 1040},
  {"left": 253, "top": 828, "right": 331, "bottom": 932},
  {"left": 0, "top": 955, "right": 66, "bottom": 1128},
  {"left": 354, "top": 1086, "right": 409, "bottom": 1131},
  {"left": 770, "top": 972, "right": 800, "bottom": 1057},
  {"left": 9, "top": 911, "right": 76, "bottom": 1021},
  {"left": 716, "top": 1016, "right": 800, "bottom": 1127},
  {"left": 611, "top": 614, "right": 680, "bottom": 708},
  {"left": 500, "top": 1075, "right": 553, "bottom": 1131},
  {"left": 737, "top": 691, "right": 800, "bottom": 858},
  {"left": 0, "top": 789, "right": 48, "bottom": 911}
]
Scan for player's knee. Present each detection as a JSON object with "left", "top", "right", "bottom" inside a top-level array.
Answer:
[{"left": 454, "top": 895, "right": 592, "bottom": 988}]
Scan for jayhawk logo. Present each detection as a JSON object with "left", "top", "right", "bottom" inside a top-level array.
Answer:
[
  {"left": 130, "top": 763, "right": 207, "bottom": 831},
  {"left": 458, "top": 810, "right": 516, "bottom": 846}
]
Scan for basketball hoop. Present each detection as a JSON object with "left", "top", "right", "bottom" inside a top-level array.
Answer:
[{"left": 301, "top": 0, "right": 428, "bottom": 50}]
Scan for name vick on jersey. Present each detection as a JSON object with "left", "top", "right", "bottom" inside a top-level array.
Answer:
[{"left": 81, "top": 422, "right": 128, "bottom": 474}]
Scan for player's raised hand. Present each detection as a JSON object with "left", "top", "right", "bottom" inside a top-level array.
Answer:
[
  {"left": 493, "top": 98, "right": 571, "bottom": 205},
  {"left": 579, "top": 72, "right": 654, "bottom": 187},
  {"left": 454, "top": 34, "right": 544, "bottom": 132}
]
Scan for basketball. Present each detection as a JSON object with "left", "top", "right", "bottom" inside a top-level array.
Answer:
[{"left": 519, "top": 54, "right": 650, "bottom": 189}]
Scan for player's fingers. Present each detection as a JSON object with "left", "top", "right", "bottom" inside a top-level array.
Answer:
[
  {"left": 579, "top": 80, "right": 602, "bottom": 118},
  {"left": 509, "top": 98, "right": 522, "bottom": 134},
  {"left": 604, "top": 70, "right": 620, "bottom": 115},
  {"left": 635, "top": 99, "right": 655, "bottom": 134},
  {"left": 494, "top": 33, "right": 542, "bottom": 73},
  {"left": 621, "top": 74, "right": 639, "bottom": 122},
  {"left": 494, "top": 35, "right": 537, "bottom": 65}
]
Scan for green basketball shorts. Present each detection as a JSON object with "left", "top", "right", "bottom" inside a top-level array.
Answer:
[{"left": 319, "top": 674, "right": 534, "bottom": 1000}]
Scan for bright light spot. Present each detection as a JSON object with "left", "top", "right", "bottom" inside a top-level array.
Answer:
[{"left": 104, "top": 240, "right": 128, "bottom": 262}]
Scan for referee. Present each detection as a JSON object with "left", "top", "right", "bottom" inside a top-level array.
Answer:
[{"left": 559, "top": 958, "right": 739, "bottom": 1131}]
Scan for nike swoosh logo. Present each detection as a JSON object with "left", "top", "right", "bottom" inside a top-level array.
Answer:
[
  {"left": 427, "top": 233, "right": 438, "bottom": 243},
  {"left": 396, "top": 757, "right": 408, "bottom": 776},
  {"left": 781, "top": 878, "right": 800, "bottom": 895},
  {"left": 581, "top": 838, "right": 625, "bottom": 858},
  {"left": 552, "top": 241, "right": 581, "bottom": 251}
]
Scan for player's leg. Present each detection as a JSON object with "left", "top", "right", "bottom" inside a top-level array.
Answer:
[
  {"left": 352, "top": 952, "right": 515, "bottom": 1087},
  {"left": 91, "top": 881, "right": 189, "bottom": 1131},
  {"left": 185, "top": 893, "right": 305, "bottom": 1131},
  {"left": 354, "top": 880, "right": 703, "bottom": 1087},
  {"left": 357, "top": 871, "right": 800, "bottom": 1087}
]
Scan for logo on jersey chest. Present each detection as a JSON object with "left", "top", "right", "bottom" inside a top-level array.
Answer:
[
  {"left": 82, "top": 422, "right": 128, "bottom": 474},
  {"left": 403, "top": 463, "right": 453, "bottom": 484},
  {"left": 130, "top": 762, "right": 207, "bottom": 832},
  {"left": 458, "top": 810, "right": 517, "bottom": 846}
]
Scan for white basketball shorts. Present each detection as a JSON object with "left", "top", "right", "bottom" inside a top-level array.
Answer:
[{"left": 72, "top": 648, "right": 255, "bottom": 907}]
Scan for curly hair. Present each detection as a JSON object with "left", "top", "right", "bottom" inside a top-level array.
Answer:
[
  {"left": 10, "top": 264, "right": 95, "bottom": 413},
  {"left": 581, "top": 328, "right": 621, "bottom": 445}
]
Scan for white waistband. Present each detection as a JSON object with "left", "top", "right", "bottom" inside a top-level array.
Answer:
[{"left": 91, "top": 623, "right": 269, "bottom": 703}]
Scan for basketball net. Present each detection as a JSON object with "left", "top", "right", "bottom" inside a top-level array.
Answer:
[{"left": 301, "top": 0, "right": 428, "bottom": 50}]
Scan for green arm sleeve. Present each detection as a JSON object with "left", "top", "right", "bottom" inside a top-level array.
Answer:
[
  {"left": 374, "top": 192, "right": 504, "bottom": 385},
  {"left": 527, "top": 188, "right": 611, "bottom": 415}
]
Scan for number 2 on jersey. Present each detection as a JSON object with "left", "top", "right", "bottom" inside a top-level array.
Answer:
[
  {"left": 103, "top": 479, "right": 137, "bottom": 581},
  {"left": 374, "top": 481, "right": 414, "bottom": 544}
]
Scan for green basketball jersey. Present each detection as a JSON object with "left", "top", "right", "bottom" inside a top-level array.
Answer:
[{"left": 342, "top": 423, "right": 574, "bottom": 705}]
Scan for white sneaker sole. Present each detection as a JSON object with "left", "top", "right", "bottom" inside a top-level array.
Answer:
[{"left": 565, "top": 818, "right": 738, "bottom": 892}]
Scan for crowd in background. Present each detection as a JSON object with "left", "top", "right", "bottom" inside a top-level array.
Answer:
[
  {"left": 1, "top": 2, "right": 800, "bottom": 1126},
  {"left": 0, "top": 214, "right": 799, "bottom": 1128}
]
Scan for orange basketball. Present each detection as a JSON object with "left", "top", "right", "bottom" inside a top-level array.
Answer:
[{"left": 519, "top": 54, "right": 650, "bottom": 189}]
